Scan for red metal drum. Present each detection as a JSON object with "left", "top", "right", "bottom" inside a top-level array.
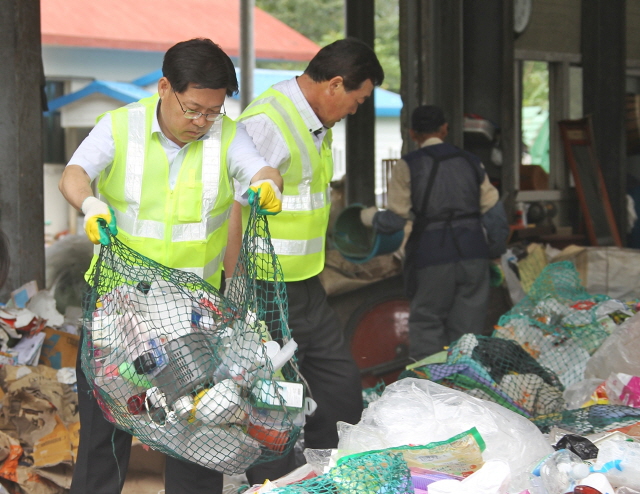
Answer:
[{"left": 348, "top": 296, "right": 410, "bottom": 389}]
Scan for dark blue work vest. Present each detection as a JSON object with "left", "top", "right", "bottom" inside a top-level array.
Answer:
[{"left": 405, "top": 143, "right": 489, "bottom": 268}]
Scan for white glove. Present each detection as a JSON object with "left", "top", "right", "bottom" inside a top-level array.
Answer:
[
  {"left": 223, "top": 278, "right": 232, "bottom": 298},
  {"left": 223, "top": 277, "right": 246, "bottom": 306},
  {"left": 359, "top": 206, "right": 379, "bottom": 228},
  {"left": 81, "top": 196, "right": 112, "bottom": 244}
]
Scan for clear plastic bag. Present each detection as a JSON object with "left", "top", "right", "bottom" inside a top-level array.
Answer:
[
  {"left": 585, "top": 311, "right": 640, "bottom": 380},
  {"left": 336, "top": 378, "right": 553, "bottom": 493}
]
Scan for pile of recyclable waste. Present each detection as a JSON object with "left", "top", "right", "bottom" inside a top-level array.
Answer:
[{"left": 243, "top": 261, "right": 640, "bottom": 493}]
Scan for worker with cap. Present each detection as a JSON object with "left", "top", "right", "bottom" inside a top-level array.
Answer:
[
  {"left": 361, "top": 104, "right": 507, "bottom": 361},
  {"left": 59, "top": 38, "right": 283, "bottom": 494},
  {"left": 231, "top": 37, "right": 385, "bottom": 485}
]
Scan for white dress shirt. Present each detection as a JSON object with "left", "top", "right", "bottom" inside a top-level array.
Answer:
[
  {"left": 236, "top": 77, "right": 327, "bottom": 202},
  {"left": 68, "top": 100, "right": 268, "bottom": 193}
]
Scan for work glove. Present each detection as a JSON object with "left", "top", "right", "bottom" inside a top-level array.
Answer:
[
  {"left": 81, "top": 196, "right": 118, "bottom": 245},
  {"left": 248, "top": 179, "right": 282, "bottom": 215},
  {"left": 359, "top": 206, "right": 379, "bottom": 228},
  {"left": 223, "top": 277, "right": 246, "bottom": 307}
]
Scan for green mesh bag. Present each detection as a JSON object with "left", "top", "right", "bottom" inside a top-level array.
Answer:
[
  {"left": 497, "top": 261, "right": 614, "bottom": 353},
  {"left": 81, "top": 203, "right": 305, "bottom": 475},
  {"left": 532, "top": 405, "right": 640, "bottom": 434},
  {"left": 271, "top": 451, "right": 413, "bottom": 494},
  {"left": 494, "top": 261, "right": 619, "bottom": 388},
  {"left": 399, "top": 334, "right": 565, "bottom": 418}
]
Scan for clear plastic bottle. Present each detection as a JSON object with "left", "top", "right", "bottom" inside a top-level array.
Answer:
[{"left": 534, "top": 449, "right": 590, "bottom": 494}]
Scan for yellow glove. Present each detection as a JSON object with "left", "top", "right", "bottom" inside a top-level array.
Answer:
[
  {"left": 81, "top": 196, "right": 117, "bottom": 245},
  {"left": 248, "top": 179, "right": 282, "bottom": 215}
]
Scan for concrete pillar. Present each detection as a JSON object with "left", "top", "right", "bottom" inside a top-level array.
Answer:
[
  {"left": 345, "top": 0, "right": 376, "bottom": 206},
  {"left": 582, "top": 0, "right": 627, "bottom": 241},
  {"left": 400, "top": 0, "right": 464, "bottom": 154},
  {"left": 0, "top": 0, "right": 46, "bottom": 300},
  {"left": 463, "top": 0, "right": 516, "bottom": 216}
]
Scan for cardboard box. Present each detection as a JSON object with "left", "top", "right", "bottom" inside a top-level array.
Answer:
[
  {"left": 38, "top": 327, "right": 79, "bottom": 369},
  {"left": 519, "top": 164, "right": 549, "bottom": 190}
]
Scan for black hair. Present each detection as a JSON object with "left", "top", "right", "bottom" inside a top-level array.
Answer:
[
  {"left": 304, "top": 37, "right": 384, "bottom": 92},
  {"left": 411, "top": 105, "right": 446, "bottom": 134},
  {"left": 162, "top": 38, "right": 238, "bottom": 96}
]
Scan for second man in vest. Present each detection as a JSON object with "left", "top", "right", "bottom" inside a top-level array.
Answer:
[{"left": 235, "top": 37, "right": 385, "bottom": 484}]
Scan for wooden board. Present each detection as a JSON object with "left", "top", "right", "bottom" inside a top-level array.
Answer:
[{"left": 558, "top": 117, "right": 621, "bottom": 247}]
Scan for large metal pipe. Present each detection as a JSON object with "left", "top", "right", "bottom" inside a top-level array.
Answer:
[{"left": 239, "top": 0, "right": 255, "bottom": 111}]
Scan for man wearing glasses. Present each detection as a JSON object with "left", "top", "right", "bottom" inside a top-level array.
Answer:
[{"left": 59, "top": 38, "right": 282, "bottom": 494}]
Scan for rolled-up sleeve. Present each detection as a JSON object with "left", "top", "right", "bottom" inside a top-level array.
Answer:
[
  {"left": 479, "top": 166, "right": 499, "bottom": 214},
  {"left": 227, "top": 121, "right": 272, "bottom": 196},
  {"left": 387, "top": 159, "right": 413, "bottom": 219}
]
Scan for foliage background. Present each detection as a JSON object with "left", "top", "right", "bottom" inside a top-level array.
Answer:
[{"left": 255, "top": 0, "right": 400, "bottom": 94}]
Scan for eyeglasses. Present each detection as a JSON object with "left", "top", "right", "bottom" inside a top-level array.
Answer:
[{"left": 173, "top": 91, "right": 225, "bottom": 122}]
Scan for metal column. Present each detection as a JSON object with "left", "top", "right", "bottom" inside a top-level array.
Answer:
[{"left": 240, "top": 0, "right": 255, "bottom": 111}]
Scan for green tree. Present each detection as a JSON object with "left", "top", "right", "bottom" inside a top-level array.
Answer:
[
  {"left": 256, "top": 0, "right": 344, "bottom": 45},
  {"left": 522, "top": 61, "right": 549, "bottom": 110},
  {"left": 374, "top": 1, "right": 400, "bottom": 93},
  {"left": 255, "top": 0, "right": 400, "bottom": 93}
]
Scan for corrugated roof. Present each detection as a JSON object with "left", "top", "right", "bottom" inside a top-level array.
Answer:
[{"left": 40, "top": 0, "right": 321, "bottom": 61}]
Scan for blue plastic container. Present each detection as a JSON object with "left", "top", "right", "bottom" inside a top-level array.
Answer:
[{"left": 333, "top": 204, "right": 404, "bottom": 264}]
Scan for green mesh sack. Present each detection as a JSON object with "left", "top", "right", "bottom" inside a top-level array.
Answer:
[
  {"left": 497, "top": 261, "right": 614, "bottom": 355},
  {"left": 81, "top": 203, "right": 305, "bottom": 475},
  {"left": 271, "top": 451, "right": 413, "bottom": 494},
  {"left": 400, "top": 333, "right": 565, "bottom": 418},
  {"left": 532, "top": 405, "right": 640, "bottom": 434},
  {"left": 495, "top": 261, "right": 620, "bottom": 389}
]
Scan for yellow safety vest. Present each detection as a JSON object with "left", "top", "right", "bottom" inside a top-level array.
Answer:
[
  {"left": 239, "top": 88, "right": 333, "bottom": 281},
  {"left": 88, "top": 94, "right": 235, "bottom": 288}
]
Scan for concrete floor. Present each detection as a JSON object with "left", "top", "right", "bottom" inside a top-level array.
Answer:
[
  {"left": 121, "top": 473, "right": 249, "bottom": 494},
  {"left": 121, "top": 445, "right": 250, "bottom": 494}
]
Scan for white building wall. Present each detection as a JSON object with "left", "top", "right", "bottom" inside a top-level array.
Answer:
[
  {"left": 44, "top": 164, "right": 69, "bottom": 243},
  {"left": 43, "top": 46, "right": 164, "bottom": 82}
]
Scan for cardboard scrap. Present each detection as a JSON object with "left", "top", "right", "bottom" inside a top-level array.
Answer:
[
  {"left": 38, "top": 328, "right": 79, "bottom": 370},
  {"left": 0, "top": 433, "right": 12, "bottom": 464},
  {"left": 0, "top": 435, "right": 22, "bottom": 484},
  {"left": 14, "top": 466, "right": 65, "bottom": 494},
  {"left": 32, "top": 416, "right": 72, "bottom": 469},
  {"left": 10, "top": 282, "right": 39, "bottom": 309},
  {"left": 0, "top": 365, "right": 79, "bottom": 493}
]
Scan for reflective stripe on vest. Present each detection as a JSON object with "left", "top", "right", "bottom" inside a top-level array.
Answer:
[
  {"left": 91, "top": 94, "right": 234, "bottom": 288},
  {"left": 239, "top": 89, "right": 333, "bottom": 281}
]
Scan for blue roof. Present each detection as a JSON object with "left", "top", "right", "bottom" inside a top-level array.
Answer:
[
  {"left": 46, "top": 80, "right": 151, "bottom": 113},
  {"left": 46, "top": 68, "right": 402, "bottom": 117},
  {"left": 237, "top": 68, "right": 402, "bottom": 117},
  {"left": 130, "top": 68, "right": 402, "bottom": 117}
]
